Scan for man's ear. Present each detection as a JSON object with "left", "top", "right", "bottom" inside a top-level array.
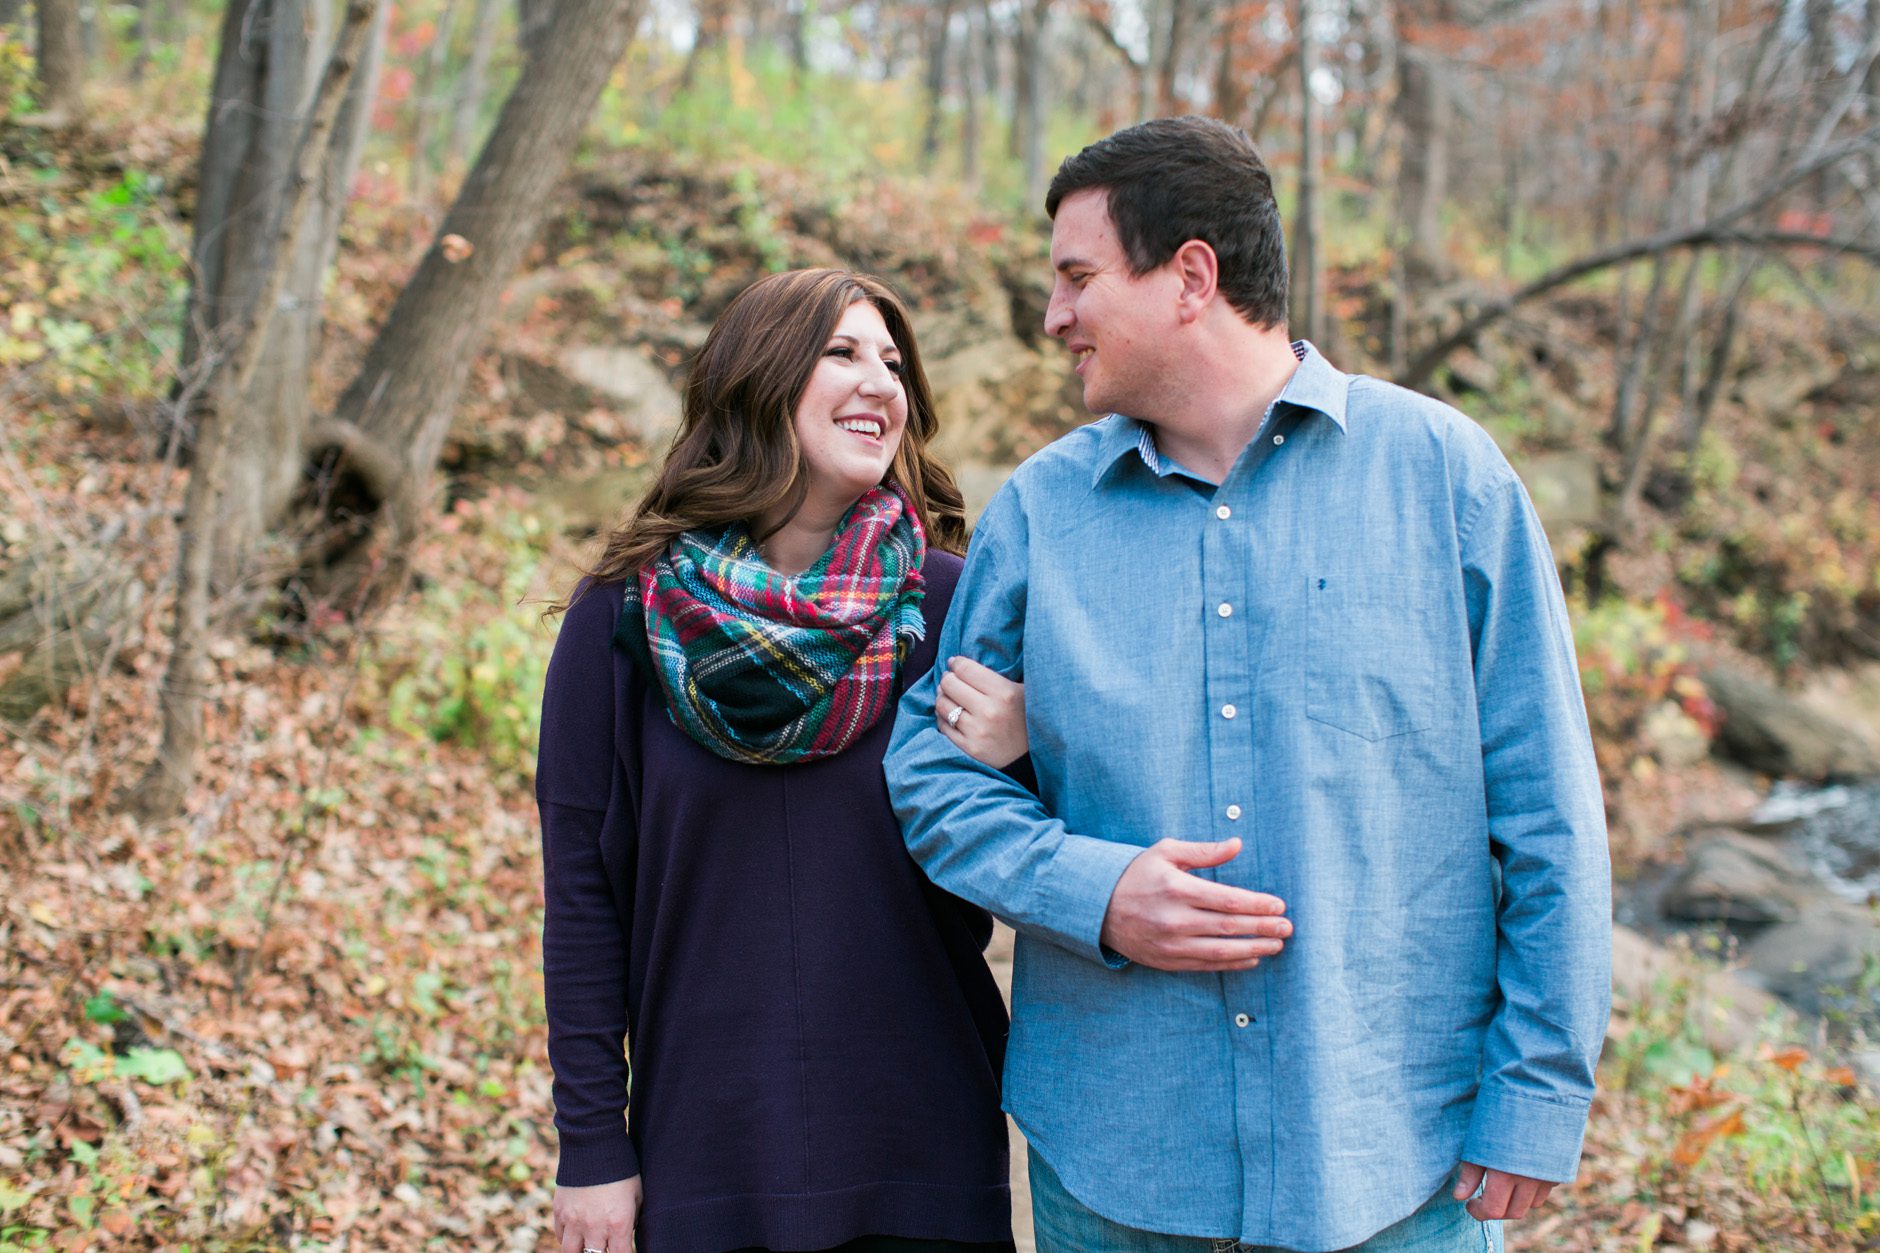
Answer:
[{"left": 1172, "top": 240, "right": 1219, "bottom": 323}]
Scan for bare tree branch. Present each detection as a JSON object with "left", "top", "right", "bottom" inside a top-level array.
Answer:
[{"left": 1400, "top": 128, "right": 1880, "bottom": 389}]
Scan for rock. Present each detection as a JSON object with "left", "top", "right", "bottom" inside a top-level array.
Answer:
[
  {"left": 951, "top": 462, "right": 1014, "bottom": 526},
  {"left": 1641, "top": 700, "right": 1710, "bottom": 768},
  {"left": 1516, "top": 450, "right": 1602, "bottom": 538},
  {"left": 1700, "top": 667, "right": 1880, "bottom": 781},
  {"left": 1661, "top": 832, "right": 1814, "bottom": 924},
  {"left": 537, "top": 465, "right": 659, "bottom": 536},
  {"left": 1610, "top": 924, "right": 1787, "bottom": 1053},
  {"left": 1742, "top": 782, "right": 1854, "bottom": 834},
  {"left": 556, "top": 345, "right": 683, "bottom": 447},
  {"left": 1738, "top": 903, "right": 1880, "bottom": 1019},
  {"left": 925, "top": 334, "right": 1083, "bottom": 466},
  {"left": 1443, "top": 347, "right": 1500, "bottom": 396}
]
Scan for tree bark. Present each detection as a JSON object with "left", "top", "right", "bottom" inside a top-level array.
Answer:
[
  {"left": 135, "top": 0, "right": 383, "bottom": 819},
  {"left": 179, "top": 0, "right": 316, "bottom": 404},
  {"left": 1013, "top": 0, "right": 1053, "bottom": 208},
  {"left": 517, "top": 0, "right": 552, "bottom": 59},
  {"left": 679, "top": 0, "right": 727, "bottom": 89},
  {"left": 449, "top": 0, "right": 502, "bottom": 167},
  {"left": 961, "top": 0, "right": 983, "bottom": 185},
  {"left": 1292, "top": 0, "right": 1326, "bottom": 342},
  {"left": 1213, "top": 3, "right": 1248, "bottom": 125},
  {"left": 175, "top": 0, "right": 385, "bottom": 584},
  {"left": 921, "top": 0, "right": 957, "bottom": 165},
  {"left": 1394, "top": 46, "right": 1449, "bottom": 285},
  {"left": 314, "top": 0, "right": 646, "bottom": 601},
  {"left": 411, "top": 0, "right": 463, "bottom": 201},
  {"left": 34, "top": 0, "right": 84, "bottom": 123},
  {"left": 1157, "top": 0, "right": 1189, "bottom": 113}
]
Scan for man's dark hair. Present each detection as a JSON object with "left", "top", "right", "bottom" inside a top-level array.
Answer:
[{"left": 1046, "top": 116, "right": 1288, "bottom": 329}]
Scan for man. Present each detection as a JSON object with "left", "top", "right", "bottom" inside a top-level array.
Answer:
[{"left": 884, "top": 116, "right": 1611, "bottom": 1253}]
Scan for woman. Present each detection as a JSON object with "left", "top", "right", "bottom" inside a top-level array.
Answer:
[{"left": 539, "top": 268, "right": 1028, "bottom": 1253}]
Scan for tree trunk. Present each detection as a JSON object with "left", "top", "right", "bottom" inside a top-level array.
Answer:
[
  {"left": 1014, "top": 0, "right": 1053, "bottom": 210},
  {"left": 1157, "top": 0, "right": 1189, "bottom": 114},
  {"left": 313, "top": 0, "right": 646, "bottom": 602},
  {"left": 175, "top": 0, "right": 384, "bottom": 584},
  {"left": 517, "top": 0, "right": 552, "bottom": 59},
  {"left": 1292, "top": 0, "right": 1325, "bottom": 342},
  {"left": 130, "top": 0, "right": 151, "bottom": 82},
  {"left": 134, "top": 0, "right": 383, "bottom": 818},
  {"left": 410, "top": 0, "right": 462, "bottom": 201},
  {"left": 34, "top": 0, "right": 84, "bottom": 123},
  {"left": 787, "top": 0, "right": 810, "bottom": 76},
  {"left": 1394, "top": 46, "right": 1448, "bottom": 285},
  {"left": 1214, "top": 4, "right": 1247, "bottom": 125},
  {"left": 449, "top": 0, "right": 502, "bottom": 167},
  {"left": 921, "top": 0, "right": 956, "bottom": 165},
  {"left": 679, "top": 0, "right": 726, "bottom": 89},
  {"left": 179, "top": 0, "right": 316, "bottom": 401},
  {"left": 961, "top": 0, "right": 983, "bottom": 186}
]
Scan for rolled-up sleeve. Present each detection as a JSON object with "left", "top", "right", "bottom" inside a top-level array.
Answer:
[
  {"left": 538, "top": 588, "right": 640, "bottom": 1187},
  {"left": 886, "top": 490, "right": 1142, "bottom": 965},
  {"left": 1457, "top": 474, "right": 1612, "bottom": 1183}
]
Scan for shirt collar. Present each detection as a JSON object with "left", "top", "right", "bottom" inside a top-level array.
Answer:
[{"left": 1090, "top": 340, "right": 1348, "bottom": 488}]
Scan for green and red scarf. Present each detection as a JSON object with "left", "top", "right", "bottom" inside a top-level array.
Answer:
[{"left": 614, "top": 484, "right": 928, "bottom": 765}]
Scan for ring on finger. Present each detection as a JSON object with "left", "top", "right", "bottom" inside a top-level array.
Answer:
[{"left": 946, "top": 704, "right": 965, "bottom": 728}]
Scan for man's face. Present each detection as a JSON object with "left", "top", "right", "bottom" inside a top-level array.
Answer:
[{"left": 1044, "top": 188, "right": 1176, "bottom": 419}]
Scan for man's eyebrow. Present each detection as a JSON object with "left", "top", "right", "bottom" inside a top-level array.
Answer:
[{"left": 1053, "top": 255, "right": 1095, "bottom": 273}]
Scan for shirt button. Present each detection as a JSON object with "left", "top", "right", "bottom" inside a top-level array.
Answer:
[
  {"left": 1216, "top": 602, "right": 1233, "bottom": 618},
  {"left": 1234, "top": 1013, "right": 1251, "bottom": 1028},
  {"left": 1221, "top": 704, "right": 1237, "bottom": 719},
  {"left": 1215, "top": 504, "right": 1231, "bottom": 520},
  {"left": 1225, "top": 804, "right": 1242, "bottom": 820},
  {"left": 1272, "top": 434, "right": 1285, "bottom": 446}
]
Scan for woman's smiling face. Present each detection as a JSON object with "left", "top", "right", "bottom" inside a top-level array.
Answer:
[{"left": 792, "top": 299, "right": 909, "bottom": 511}]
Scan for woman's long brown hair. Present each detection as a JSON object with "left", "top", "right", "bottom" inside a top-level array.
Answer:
[{"left": 553, "top": 269, "right": 967, "bottom": 613}]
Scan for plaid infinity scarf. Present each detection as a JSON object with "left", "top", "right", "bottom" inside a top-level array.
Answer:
[{"left": 614, "top": 484, "right": 928, "bottom": 765}]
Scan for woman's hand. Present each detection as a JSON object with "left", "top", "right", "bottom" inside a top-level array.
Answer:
[
  {"left": 936, "top": 656, "right": 1028, "bottom": 769},
  {"left": 554, "top": 1175, "right": 641, "bottom": 1253}
]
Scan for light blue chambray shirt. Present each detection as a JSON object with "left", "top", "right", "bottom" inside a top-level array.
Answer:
[{"left": 885, "top": 344, "right": 1611, "bottom": 1252}]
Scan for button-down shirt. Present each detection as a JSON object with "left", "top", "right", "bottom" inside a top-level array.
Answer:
[{"left": 885, "top": 344, "right": 1611, "bottom": 1252}]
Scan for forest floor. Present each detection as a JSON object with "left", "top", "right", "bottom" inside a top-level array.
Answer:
[{"left": 3, "top": 108, "right": 1880, "bottom": 1250}]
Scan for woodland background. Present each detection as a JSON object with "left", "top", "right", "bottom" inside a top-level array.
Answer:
[{"left": 1, "top": 0, "right": 1879, "bottom": 1246}]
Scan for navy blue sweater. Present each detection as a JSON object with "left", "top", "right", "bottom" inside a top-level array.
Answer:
[{"left": 537, "top": 550, "right": 1013, "bottom": 1253}]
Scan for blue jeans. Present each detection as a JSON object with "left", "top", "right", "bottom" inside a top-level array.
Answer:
[{"left": 1030, "top": 1153, "right": 1503, "bottom": 1253}]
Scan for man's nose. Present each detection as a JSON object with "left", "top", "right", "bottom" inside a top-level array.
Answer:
[{"left": 1044, "top": 294, "right": 1072, "bottom": 339}]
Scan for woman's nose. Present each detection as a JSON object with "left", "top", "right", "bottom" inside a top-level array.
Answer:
[{"left": 857, "top": 358, "right": 898, "bottom": 396}]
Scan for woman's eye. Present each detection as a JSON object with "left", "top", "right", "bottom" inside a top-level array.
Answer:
[
  {"left": 884, "top": 359, "right": 904, "bottom": 376},
  {"left": 826, "top": 346, "right": 854, "bottom": 360}
]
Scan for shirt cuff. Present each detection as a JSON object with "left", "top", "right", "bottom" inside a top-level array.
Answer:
[
  {"left": 1460, "top": 1083, "right": 1591, "bottom": 1184},
  {"left": 1046, "top": 834, "right": 1149, "bottom": 966},
  {"left": 555, "top": 1124, "right": 641, "bottom": 1188}
]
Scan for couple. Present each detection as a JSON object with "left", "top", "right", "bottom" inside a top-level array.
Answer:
[{"left": 537, "top": 117, "right": 1612, "bottom": 1253}]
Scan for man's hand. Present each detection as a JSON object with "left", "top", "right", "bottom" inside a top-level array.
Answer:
[
  {"left": 1098, "top": 838, "right": 1290, "bottom": 971},
  {"left": 1453, "top": 1163, "right": 1554, "bottom": 1221},
  {"left": 554, "top": 1175, "right": 640, "bottom": 1253}
]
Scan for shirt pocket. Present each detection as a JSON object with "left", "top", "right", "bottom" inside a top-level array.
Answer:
[{"left": 1305, "top": 573, "right": 1442, "bottom": 741}]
